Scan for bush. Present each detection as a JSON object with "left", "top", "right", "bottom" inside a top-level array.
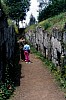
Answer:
[{"left": 0, "top": 80, "right": 15, "bottom": 100}]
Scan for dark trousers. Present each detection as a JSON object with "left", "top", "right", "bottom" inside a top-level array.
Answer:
[{"left": 21, "top": 49, "right": 25, "bottom": 60}]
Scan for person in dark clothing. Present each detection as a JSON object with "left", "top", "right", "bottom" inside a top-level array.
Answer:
[
  {"left": 18, "top": 37, "right": 25, "bottom": 61},
  {"left": 21, "top": 43, "right": 25, "bottom": 61}
]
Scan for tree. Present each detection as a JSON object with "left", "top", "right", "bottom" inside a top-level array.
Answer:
[
  {"left": 38, "top": 0, "right": 66, "bottom": 22},
  {"left": 1, "top": 0, "right": 10, "bottom": 16},
  {"left": 1, "top": 0, "right": 30, "bottom": 21}
]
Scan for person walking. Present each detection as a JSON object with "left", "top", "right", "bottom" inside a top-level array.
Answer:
[
  {"left": 21, "top": 42, "right": 25, "bottom": 61},
  {"left": 17, "top": 37, "right": 25, "bottom": 61},
  {"left": 23, "top": 41, "right": 30, "bottom": 63}
]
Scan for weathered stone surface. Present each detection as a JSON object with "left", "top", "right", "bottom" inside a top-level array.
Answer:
[{"left": 25, "top": 25, "right": 66, "bottom": 70}]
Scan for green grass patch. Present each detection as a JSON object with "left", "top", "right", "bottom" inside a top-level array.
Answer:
[
  {"left": 38, "top": 12, "right": 66, "bottom": 32},
  {"left": 0, "top": 80, "right": 15, "bottom": 100},
  {"left": 25, "top": 12, "right": 66, "bottom": 33},
  {"left": 25, "top": 24, "right": 37, "bottom": 33}
]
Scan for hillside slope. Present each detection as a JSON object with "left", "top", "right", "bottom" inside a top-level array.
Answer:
[{"left": 25, "top": 12, "right": 66, "bottom": 32}]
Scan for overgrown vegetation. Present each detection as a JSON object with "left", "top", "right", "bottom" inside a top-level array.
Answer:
[
  {"left": 38, "top": 12, "right": 66, "bottom": 31},
  {"left": 38, "top": 0, "right": 66, "bottom": 22},
  {"left": 25, "top": 12, "right": 66, "bottom": 33},
  {"left": 1, "top": 0, "right": 30, "bottom": 21},
  {"left": 0, "top": 80, "right": 14, "bottom": 100},
  {"left": 25, "top": 24, "right": 37, "bottom": 33}
]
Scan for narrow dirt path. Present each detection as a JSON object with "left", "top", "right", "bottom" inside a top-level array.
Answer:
[{"left": 9, "top": 53, "right": 65, "bottom": 100}]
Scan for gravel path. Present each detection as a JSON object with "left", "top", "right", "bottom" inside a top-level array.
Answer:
[{"left": 9, "top": 53, "right": 65, "bottom": 100}]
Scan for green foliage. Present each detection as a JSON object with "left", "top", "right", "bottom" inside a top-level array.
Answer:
[
  {"left": 38, "top": 12, "right": 66, "bottom": 32},
  {"left": 25, "top": 24, "right": 37, "bottom": 33},
  {"left": 1, "top": 0, "right": 10, "bottom": 16},
  {"left": 38, "top": 0, "right": 66, "bottom": 22},
  {"left": 0, "top": 63, "right": 15, "bottom": 100},
  {"left": 1, "top": 0, "right": 30, "bottom": 20},
  {"left": 25, "top": 12, "right": 66, "bottom": 33},
  {"left": 26, "top": 12, "right": 66, "bottom": 33},
  {"left": 14, "top": 24, "right": 19, "bottom": 34},
  {"left": 0, "top": 80, "right": 15, "bottom": 100},
  {"left": 43, "top": 21, "right": 52, "bottom": 30},
  {"left": 7, "top": 19, "right": 13, "bottom": 26}
]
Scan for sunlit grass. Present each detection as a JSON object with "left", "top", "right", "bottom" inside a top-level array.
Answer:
[
  {"left": 25, "top": 12, "right": 66, "bottom": 33},
  {"left": 25, "top": 24, "right": 37, "bottom": 33}
]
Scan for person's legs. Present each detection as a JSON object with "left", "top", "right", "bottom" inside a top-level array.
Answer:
[
  {"left": 21, "top": 49, "right": 24, "bottom": 60},
  {"left": 26, "top": 52, "right": 30, "bottom": 62},
  {"left": 24, "top": 51, "right": 29, "bottom": 62}
]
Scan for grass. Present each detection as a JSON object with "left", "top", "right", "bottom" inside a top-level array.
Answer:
[
  {"left": 25, "top": 24, "right": 37, "bottom": 33},
  {"left": 25, "top": 12, "right": 66, "bottom": 33}
]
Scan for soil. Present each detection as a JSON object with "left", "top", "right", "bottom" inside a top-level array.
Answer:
[{"left": 9, "top": 53, "right": 66, "bottom": 100}]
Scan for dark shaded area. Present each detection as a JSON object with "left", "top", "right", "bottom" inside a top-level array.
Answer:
[
  {"left": 19, "top": 41, "right": 25, "bottom": 61},
  {"left": 57, "top": 50, "right": 61, "bottom": 66},
  {"left": 1, "top": 42, "right": 7, "bottom": 82},
  {"left": 1, "top": 42, "right": 22, "bottom": 87},
  {"left": 44, "top": 46, "right": 46, "bottom": 58},
  {"left": 21, "top": 49, "right": 25, "bottom": 60},
  {"left": 9, "top": 43, "right": 22, "bottom": 86},
  {"left": 18, "top": 28, "right": 25, "bottom": 38},
  {"left": 36, "top": 44, "right": 38, "bottom": 51}
]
